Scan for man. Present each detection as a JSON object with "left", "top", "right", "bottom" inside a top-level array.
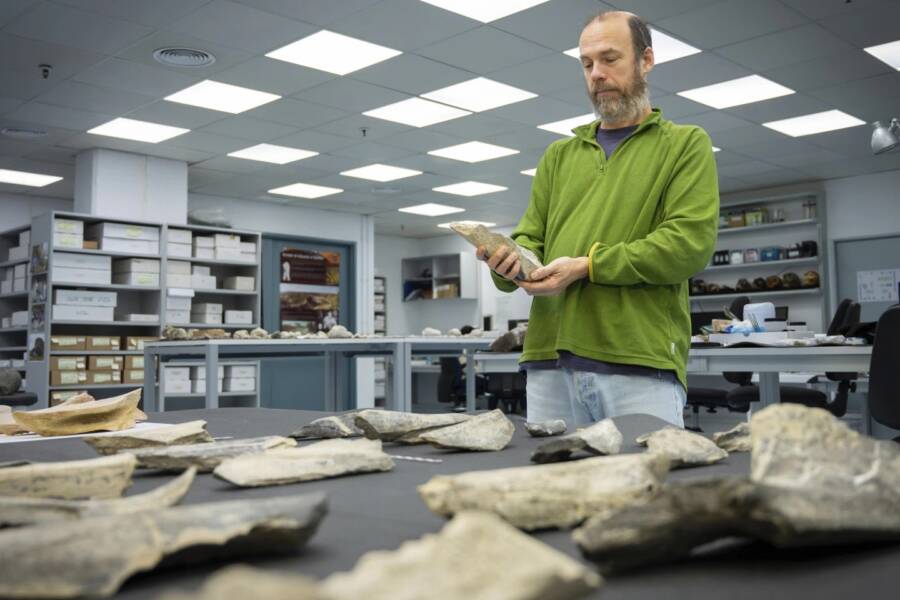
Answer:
[{"left": 477, "top": 11, "right": 718, "bottom": 428}]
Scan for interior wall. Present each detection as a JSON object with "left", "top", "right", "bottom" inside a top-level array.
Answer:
[{"left": 0, "top": 193, "right": 72, "bottom": 229}]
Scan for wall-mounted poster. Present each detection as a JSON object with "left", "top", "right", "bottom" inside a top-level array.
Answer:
[
  {"left": 279, "top": 248, "right": 341, "bottom": 333},
  {"left": 31, "top": 242, "right": 48, "bottom": 275}
]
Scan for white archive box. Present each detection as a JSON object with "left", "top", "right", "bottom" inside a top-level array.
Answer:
[
  {"left": 240, "top": 241, "right": 256, "bottom": 254},
  {"left": 0, "top": 317, "right": 9, "bottom": 328},
  {"left": 164, "top": 379, "right": 192, "bottom": 395},
  {"left": 168, "top": 229, "right": 193, "bottom": 244},
  {"left": 167, "top": 274, "right": 193, "bottom": 288},
  {"left": 11, "top": 311, "right": 28, "bottom": 326},
  {"left": 193, "top": 236, "right": 214, "bottom": 248},
  {"left": 165, "top": 310, "right": 190, "bottom": 324},
  {"left": 224, "top": 364, "right": 255, "bottom": 379},
  {"left": 53, "top": 267, "right": 110, "bottom": 286},
  {"left": 167, "top": 260, "right": 191, "bottom": 275},
  {"left": 192, "top": 379, "right": 223, "bottom": 394},
  {"left": 189, "top": 313, "right": 222, "bottom": 325},
  {"left": 224, "top": 310, "right": 252, "bottom": 324},
  {"left": 19, "top": 230, "right": 29, "bottom": 247},
  {"left": 55, "top": 252, "right": 110, "bottom": 270},
  {"left": 192, "top": 365, "right": 224, "bottom": 379},
  {"left": 166, "top": 296, "right": 192, "bottom": 311},
  {"left": 54, "top": 218, "right": 84, "bottom": 235},
  {"left": 112, "top": 272, "right": 160, "bottom": 287},
  {"left": 55, "top": 289, "right": 118, "bottom": 307},
  {"left": 223, "top": 377, "right": 255, "bottom": 392},
  {"left": 53, "top": 232, "right": 83, "bottom": 248},
  {"left": 0, "top": 282, "right": 10, "bottom": 296},
  {"left": 52, "top": 305, "right": 114, "bottom": 322},
  {"left": 164, "top": 366, "right": 190, "bottom": 381},
  {"left": 13, "top": 278, "right": 25, "bottom": 292},
  {"left": 193, "top": 248, "right": 214, "bottom": 260},
  {"left": 224, "top": 276, "right": 255, "bottom": 291},
  {"left": 113, "top": 258, "right": 160, "bottom": 273},
  {"left": 191, "top": 265, "right": 211, "bottom": 276},
  {"left": 7, "top": 246, "right": 27, "bottom": 261},
  {"left": 122, "top": 313, "right": 159, "bottom": 322},
  {"left": 214, "top": 233, "right": 241, "bottom": 248},
  {"left": 214, "top": 248, "right": 242, "bottom": 261},
  {"left": 191, "top": 274, "right": 216, "bottom": 289},
  {"left": 87, "top": 222, "right": 159, "bottom": 241},
  {"left": 97, "top": 237, "right": 159, "bottom": 254},
  {"left": 13, "top": 264, "right": 26, "bottom": 279},
  {"left": 167, "top": 242, "right": 191, "bottom": 258},
  {"left": 192, "top": 303, "right": 223, "bottom": 314}
]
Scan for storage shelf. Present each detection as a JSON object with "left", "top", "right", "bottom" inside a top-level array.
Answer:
[
  {"left": 177, "top": 323, "right": 258, "bottom": 329},
  {"left": 435, "top": 274, "right": 460, "bottom": 279},
  {"left": 0, "top": 327, "right": 27, "bottom": 333},
  {"left": 52, "top": 282, "right": 160, "bottom": 291},
  {"left": 52, "top": 247, "right": 160, "bottom": 259},
  {"left": 403, "top": 277, "right": 433, "bottom": 283},
  {"left": 690, "top": 288, "right": 822, "bottom": 302},
  {"left": 185, "top": 288, "right": 257, "bottom": 296},
  {"left": 51, "top": 350, "right": 143, "bottom": 355},
  {"left": 0, "top": 258, "right": 28, "bottom": 269},
  {"left": 702, "top": 257, "right": 820, "bottom": 273},
  {"left": 0, "top": 346, "right": 27, "bottom": 351},
  {"left": 163, "top": 391, "right": 256, "bottom": 398},
  {"left": 716, "top": 219, "right": 818, "bottom": 236},
  {"left": 180, "top": 257, "right": 258, "bottom": 267},
  {"left": 49, "top": 383, "right": 141, "bottom": 390},
  {"left": 52, "top": 320, "right": 161, "bottom": 327},
  {"left": 0, "top": 292, "right": 28, "bottom": 299}
]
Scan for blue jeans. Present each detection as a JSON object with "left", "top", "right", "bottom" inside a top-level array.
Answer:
[{"left": 526, "top": 368, "right": 686, "bottom": 428}]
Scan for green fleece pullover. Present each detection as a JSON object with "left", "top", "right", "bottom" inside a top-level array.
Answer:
[{"left": 492, "top": 108, "right": 719, "bottom": 388}]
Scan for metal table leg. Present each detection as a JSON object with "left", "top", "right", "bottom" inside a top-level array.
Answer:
[
  {"left": 205, "top": 344, "right": 219, "bottom": 409},
  {"left": 758, "top": 372, "right": 781, "bottom": 408},
  {"left": 465, "top": 348, "right": 476, "bottom": 414},
  {"left": 323, "top": 350, "right": 338, "bottom": 412},
  {"left": 142, "top": 348, "right": 156, "bottom": 412}
]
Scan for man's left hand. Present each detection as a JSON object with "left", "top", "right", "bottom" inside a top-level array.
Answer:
[{"left": 517, "top": 256, "right": 589, "bottom": 296}]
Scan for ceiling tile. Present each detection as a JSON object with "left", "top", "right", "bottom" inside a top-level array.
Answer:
[
  {"left": 73, "top": 58, "right": 200, "bottom": 98},
  {"left": 722, "top": 92, "right": 833, "bottom": 125},
  {"left": 604, "top": 0, "right": 723, "bottom": 21},
  {"left": 817, "top": 1, "right": 900, "bottom": 47},
  {"left": 231, "top": 0, "right": 380, "bottom": 26},
  {"left": 680, "top": 111, "right": 753, "bottom": 133},
  {"left": 58, "top": 132, "right": 213, "bottom": 163},
  {"left": 350, "top": 54, "right": 474, "bottom": 95},
  {"left": 710, "top": 124, "right": 791, "bottom": 149},
  {"left": 806, "top": 73, "right": 900, "bottom": 123},
  {"left": 491, "top": 0, "right": 613, "bottom": 51},
  {"left": 763, "top": 52, "right": 892, "bottom": 92},
  {"left": 655, "top": 0, "right": 806, "bottom": 49},
  {"left": 803, "top": 125, "right": 875, "bottom": 158},
  {"left": 4, "top": 1, "right": 152, "bottom": 54},
  {"left": 193, "top": 155, "right": 268, "bottom": 174},
  {"left": 0, "top": 96, "right": 23, "bottom": 115},
  {"left": 488, "top": 53, "right": 584, "bottom": 95},
  {"left": 483, "top": 128, "right": 562, "bottom": 153},
  {"left": 715, "top": 24, "right": 857, "bottom": 73},
  {"left": 544, "top": 84, "right": 593, "bottom": 110},
  {"left": 652, "top": 94, "right": 709, "bottom": 119},
  {"left": 331, "top": 0, "right": 479, "bottom": 51},
  {"left": 0, "top": 0, "right": 39, "bottom": 27},
  {"left": 115, "top": 31, "right": 253, "bottom": 78},
  {"left": 124, "top": 101, "right": 227, "bottom": 130},
  {"left": 21, "top": 145, "right": 77, "bottom": 164},
  {"left": 648, "top": 52, "right": 751, "bottom": 93},
  {"left": 269, "top": 130, "right": 356, "bottom": 153},
  {"left": 312, "top": 114, "right": 413, "bottom": 142},
  {"left": 330, "top": 141, "right": 417, "bottom": 162},
  {"left": 379, "top": 128, "right": 468, "bottom": 153},
  {"left": 53, "top": 0, "right": 210, "bottom": 28},
  {"left": 0, "top": 32, "right": 106, "bottom": 82},
  {"left": 733, "top": 138, "right": 824, "bottom": 161},
  {"left": 214, "top": 57, "right": 335, "bottom": 97},
  {"left": 34, "top": 80, "right": 154, "bottom": 115},
  {"left": 188, "top": 167, "right": 235, "bottom": 190},
  {"left": 200, "top": 115, "right": 296, "bottom": 142},
  {"left": 166, "top": 0, "right": 316, "bottom": 55},
  {"left": 6, "top": 101, "right": 112, "bottom": 130},
  {"left": 717, "top": 159, "right": 781, "bottom": 178},
  {"left": 245, "top": 98, "right": 348, "bottom": 129},
  {"left": 417, "top": 26, "right": 556, "bottom": 75},
  {"left": 486, "top": 96, "right": 585, "bottom": 126},
  {"left": 775, "top": 148, "right": 847, "bottom": 169},
  {"left": 295, "top": 79, "right": 410, "bottom": 114},
  {"left": 163, "top": 130, "right": 248, "bottom": 154},
  {"left": 429, "top": 113, "right": 523, "bottom": 138},
  {"left": 779, "top": 0, "right": 896, "bottom": 20}
]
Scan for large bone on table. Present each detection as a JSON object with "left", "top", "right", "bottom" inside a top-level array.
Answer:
[
  {"left": 354, "top": 410, "right": 471, "bottom": 443},
  {"left": 84, "top": 420, "right": 214, "bottom": 455},
  {"left": 125, "top": 436, "right": 297, "bottom": 472},
  {"left": 11, "top": 388, "right": 144, "bottom": 436},
  {"left": 419, "top": 453, "right": 670, "bottom": 530},
  {"left": 0, "top": 467, "right": 196, "bottom": 527},
  {"left": 0, "top": 453, "right": 136, "bottom": 500},
  {"left": 448, "top": 222, "right": 543, "bottom": 281},
  {"left": 0, "top": 492, "right": 328, "bottom": 599}
]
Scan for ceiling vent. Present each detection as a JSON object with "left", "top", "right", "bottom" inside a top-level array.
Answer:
[
  {"left": 1, "top": 127, "right": 47, "bottom": 139},
  {"left": 153, "top": 47, "right": 216, "bottom": 68}
]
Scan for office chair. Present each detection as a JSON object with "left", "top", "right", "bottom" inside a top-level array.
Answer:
[
  {"left": 485, "top": 372, "right": 526, "bottom": 414},
  {"left": 437, "top": 357, "right": 488, "bottom": 411},
  {"left": 868, "top": 305, "right": 900, "bottom": 442}
]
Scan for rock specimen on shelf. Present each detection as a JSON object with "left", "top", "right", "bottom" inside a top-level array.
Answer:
[
  {"left": 447, "top": 328, "right": 462, "bottom": 337},
  {"left": 421, "top": 327, "right": 442, "bottom": 336},
  {"left": 0, "top": 406, "right": 28, "bottom": 436},
  {"left": 575, "top": 404, "right": 900, "bottom": 572},
  {"left": 163, "top": 326, "right": 188, "bottom": 340},
  {"left": 206, "top": 328, "right": 231, "bottom": 339},
  {"left": 449, "top": 222, "right": 543, "bottom": 281},
  {"left": 464, "top": 328, "right": 483, "bottom": 337},
  {"left": 419, "top": 453, "right": 669, "bottom": 530},
  {"left": 0, "top": 368, "right": 21, "bottom": 395},
  {"left": 250, "top": 327, "right": 268, "bottom": 338},
  {"left": 84, "top": 420, "right": 214, "bottom": 455},
  {"left": 531, "top": 419, "right": 623, "bottom": 464},
  {"left": 126, "top": 436, "right": 296, "bottom": 472},
  {"left": 158, "top": 566, "right": 324, "bottom": 600},
  {"left": 0, "top": 493, "right": 327, "bottom": 599},
  {"left": 712, "top": 422, "right": 751, "bottom": 452},
  {"left": 490, "top": 324, "right": 527, "bottom": 353},
  {"left": 316, "top": 331, "right": 328, "bottom": 338},
  {"left": 419, "top": 409, "right": 514, "bottom": 452},
  {"left": 327, "top": 325, "right": 353, "bottom": 338},
  {"left": 214, "top": 438, "right": 394, "bottom": 487},
  {"left": 0, "top": 453, "right": 136, "bottom": 500},
  {"left": 321, "top": 511, "right": 601, "bottom": 600},
  {"left": 291, "top": 412, "right": 363, "bottom": 439},
  {"left": 232, "top": 329, "right": 250, "bottom": 339},
  {"left": 635, "top": 427, "right": 728, "bottom": 468},
  {"left": 354, "top": 410, "right": 471, "bottom": 443},
  {"left": 11, "top": 388, "right": 144, "bottom": 437},
  {"left": 0, "top": 467, "right": 195, "bottom": 527},
  {"left": 525, "top": 419, "right": 567, "bottom": 438}
]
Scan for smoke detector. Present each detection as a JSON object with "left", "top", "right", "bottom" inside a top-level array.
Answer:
[
  {"left": 1, "top": 127, "right": 47, "bottom": 139},
  {"left": 153, "top": 47, "right": 216, "bottom": 68}
]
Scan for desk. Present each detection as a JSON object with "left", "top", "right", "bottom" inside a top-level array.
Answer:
[
  {"left": 397, "top": 337, "right": 494, "bottom": 413},
  {"left": 0, "top": 407, "right": 894, "bottom": 599}
]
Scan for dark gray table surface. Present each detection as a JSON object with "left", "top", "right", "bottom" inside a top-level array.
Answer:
[{"left": 1, "top": 408, "right": 896, "bottom": 599}]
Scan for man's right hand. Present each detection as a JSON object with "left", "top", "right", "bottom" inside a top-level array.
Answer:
[{"left": 476, "top": 245, "right": 520, "bottom": 281}]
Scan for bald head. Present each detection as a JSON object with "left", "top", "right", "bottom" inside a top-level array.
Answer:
[{"left": 582, "top": 10, "right": 652, "bottom": 65}]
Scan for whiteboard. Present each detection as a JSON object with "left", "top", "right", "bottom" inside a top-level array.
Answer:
[{"left": 835, "top": 234, "right": 900, "bottom": 321}]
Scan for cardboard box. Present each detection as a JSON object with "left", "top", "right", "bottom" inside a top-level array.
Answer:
[
  {"left": 89, "top": 356, "right": 123, "bottom": 370},
  {"left": 123, "top": 369, "right": 144, "bottom": 384},
  {"left": 192, "top": 365, "right": 224, "bottom": 380},
  {"left": 167, "top": 274, "right": 193, "bottom": 288},
  {"left": 224, "top": 310, "right": 252, "bottom": 324},
  {"left": 164, "top": 366, "right": 190, "bottom": 381},
  {"left": 214, "top": 247, "right": 242, "bottom": 261},
  {"left": 193, "top": 248, "right": 214, "bottom": 260},
  {"left": 189, "top": 313, "right": 222, "bottom": 325},
  {"left": 193, "top": 236, "right": 214, "bottom": 248},
  {"left": 125, "top": 336, "right": 158, "bottom": 351},
  {"left": 54, "top": 218, "right": 84, "bottom": 234},
  {"left": 53, "top": 232, "right": 83, "bottom": 248},
  {"left": 54, "top": 252, "right": 110, "bottom": 271},
  {"left": 50, "top": 390, "right": 83, "bottom": 406},
  {"left": 166, "top": 297, "right": 192, "bottom": 311},
  {"left": 12, "top": 278, "right": 25, "bottom": 293},
  {"left": 113, "top": 258, "right": 160, "bottom": 273},
  {"left": 192, "top": 303, "right": 223, "bottom": 315},
  {"left": 191, "top": 274, "right": 216, "bottom": 289},
  {"left": 53, "top": 304, "right": 115, "bottom": 322},
  {"left": 82, "top": 240, "right": 99, "bottom": 250},
  {"left": 50, "top": 370, "right": 87, "bottom": 386},
  {"left": 98, "top": 238, "right": 159, "bottom": 254},
  {"left": 167, "top": 229, "right": 192, "bottom": 244},
  {"left": 112, "top": 272, "right": 159, "bottom": 287},
  {"left": 87, "top": 370, "right": 122, "bottom": 384},
  {"left": 87, "top": 222, "right": 159, "bottom": 241},
  {"left": 11, "top": 310, "right": 27, "bottom": 326},
  {"left": 50, "top": 356, "right": 86, "bottom": 371},
  {"left": 164, "top": 379, "right": 191, "bottom": 394},
  {"left": 192, "top": 378, "right": 223, "bottom": 394},
  {"left": 86, "top": 336, "right": 120, "bottom": 351},
  {"left": 55, "top": 289, "right": 117, "bottom": 307},
  {"left": 223, "top": 276, "right": 255, "bottom": 291},
  {"left": 7, "top": 246, "right": 27, "bottom": 261},
  {"left": 223, "top": 377, "right": 255, "bottom": 392},
  {"left": 124, "top": 356, "right": 145, "bottom": 370},
  {"left": 53, "top": 267, "right": 111, "bottom": 285},
  {"left": 167, "top": 260, "right": 191, "bottom": 275},
  {"left": 121, "top": 313, "right": 159, "bottom": 323},
  {"left": 50, "top": 336, "right": 86, "bottom": 351},
  {"left": 13, "top": 264, "right": 26, "bottom": 279},
  {"left": 167, "top": 242, "right": 191, "bottom": 258},
  {"left": 225, "top": 364, "right": 255, "bottom": 379},
  {"left": 191, "top": 265, "right": 211, "bottom": 276},
  {"left": 166, "top": 309, "right": 190, "bottom": 324}
]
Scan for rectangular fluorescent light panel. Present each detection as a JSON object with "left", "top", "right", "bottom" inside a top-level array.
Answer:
[
  {"left": 340, "top": 164, "right": 422, "bottom": 182},
  {"left": 433, "top": 181, "right": 507, "bottom": 197},
  {"left": 165, "top": 80, "right": 280, "bottom": 114},
  {"left": 864, "top": 39, "right": 900, "bottom": 70},
  {"left": 0, "top": 168, "right": 62, "bottom": 187},
  {"left": 564, "top": 27, "right": 700, "bottom": 65},
  {"left": 712, "top": 146, "right": 721, "bottom": 152},
  {"left": 422, "top": 77, "right": 536, "bottom": 112},
  {"left": 364, "top": 97, "right": 471, "bottom": 127},
  {"left": 266, "top": 30, "right": 402, "bottom": 75},
  {"left": 521, "top": 168, "right": 537, "bottom": 176},
  {"left": 438, "top": 220, "right": 496, "bottom": 229},
  {"left": 88, "top": 117, "right": 189, "bottom": 143},
  {"left": 419, "top": 0, "right": 550, "bottom": 23},
  {"left": 428, "top": 141, "right": 519, "bottom": 163},
  {"left": 228, "top": 143, "right": 318, "bottom": 164},
  {"left": 677, "top": 75, "right": 793, "bottom": 109},
  {"left": 268, "top": 182, "right": 343, "bottom": 199},
  {"left": 763, "top": 109, "right": 865, "bottom": 137},
  {"left": 399, "top": 203, "right": 465, "bottom": 217},
  {"left": 537, "top": 113, "right": 595, "bottom": 137}
]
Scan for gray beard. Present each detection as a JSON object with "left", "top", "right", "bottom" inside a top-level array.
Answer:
[{"left": 590, "top": 78, "right": 650, "bottom": 125}]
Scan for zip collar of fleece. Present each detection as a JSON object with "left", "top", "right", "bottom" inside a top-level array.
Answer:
[{"left": 572, "top": 108, "right": 664, "bottom": 147}]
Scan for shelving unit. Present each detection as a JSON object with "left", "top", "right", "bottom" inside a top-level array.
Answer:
[
  {"left": 0, "top": 225, "right": 31, "bottom": 392},
  {"left": 401, "top": 253, "right": 476, "bottom": 302},
  {"left": 158, "top": 359, "right": 259, "bottom": 411},
  {"left": 692, "top": 191, "right": 828, "bottom": 331},
  {"left": 373, "top": 275, "right": 386, "bottom": 405}
]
